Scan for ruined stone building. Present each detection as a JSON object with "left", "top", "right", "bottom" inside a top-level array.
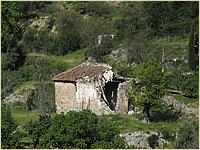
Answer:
[{"left": 53, "top": 62, "right": 131, "bottom": 115}]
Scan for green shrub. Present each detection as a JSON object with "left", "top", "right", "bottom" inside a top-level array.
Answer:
[
  {"left": 180, "top": 72, "right": 198, "bottom": 98},
  {"left": 85, "top": 2, "right": 110, "bottom": 17},
  {"left": 10, "top": 102, "right": 28, "bottom": 112},
  {"left": 175, "top": 119, "right": 199, "bottom": 149},
  {"left": 148, "top": 134, "right": 159, "bottom": 149},
  {"left": 161, "top": 128, "right": 175, "bottom": 141},
  {"left": 150, "top": 103, "right": 180, "bottom": 122},
  {"left": 1, "top": 104, "right": 18, "bottom": 148},
  {"left": 38, "top": 110, "right": 98, "bottom": 148},
  {"left": 169, "top": 70, "right": 198, "bottom": 98},
  {"left": 26, "top": 82, "right": 55, "bottom": 112},
  {"left": 24, "top": 110, "right": 125, "bottom": 148},
  {"left": 24, "top": 113, "right": 53, "bottom": 148}
]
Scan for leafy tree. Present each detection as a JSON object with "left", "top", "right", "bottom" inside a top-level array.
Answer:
[
  {"left": 114, "top": 2, "right": 147, "bottom": 40},
  {"left": 143, "top": 1, "right": 199, "bottom": 36},
  {"left": 1, "top": 2, "right": 22, "bottom": 50},
  {"left": 175, "top": 119, "right": 199, "bottom": 149},
  {"left": 16, "top": 1, "right": 51, "bottom": 19},
  {"left": 1, "top": 1, "right": 26, "bottom": 70},
  {"left": 65, "top": 2, "right": 88, "bottom": 14},
  {"left": 22, "top": 27, "right": 52, "bottom": 54},
  {"left": 129, "top": 59, "right": 168, "bottom": 123}
]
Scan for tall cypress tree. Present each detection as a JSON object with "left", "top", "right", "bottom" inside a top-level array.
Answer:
[{"left": 188, "top": 20, "right": 199, "bottom": 71}]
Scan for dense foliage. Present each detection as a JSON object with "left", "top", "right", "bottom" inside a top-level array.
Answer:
[
  {"left": 143, "top": 1, "right": 198, "bottom": 37},
  {"left": 150, "top": 103, "right": 180, "bottom": 122},
  {"left": 168, "top": 68, "right": 198, "bottom": 98},
  {"left": 1, "top": 104, "right": 18, "bottom": 148},
  {"left": 1, "top": 1, "right": 52, "bottom": 70},
  {"left": 26, "top": 83, "right": 55, "bottom": 112},
  {"left": 4, "top": 110, "right": 126, "bottom": 149}
]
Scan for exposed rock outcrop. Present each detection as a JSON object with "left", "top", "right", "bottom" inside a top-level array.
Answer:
[
  {"left": 120, "top": 131, "right": 169, "bottom": 149},
  {"left": 3, "top": 89, "right": 35, "bottom": 104}
]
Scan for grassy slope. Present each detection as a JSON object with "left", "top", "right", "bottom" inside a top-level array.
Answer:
[
  {"left": 11, "top": 48, "right": 86, "bottom": 124},
  {"left": 28, "top": 48, "right": 86, "bottom": 68},
  {"left": 12, "top": 110, "right": 41, "bottom": 125},
  {"left": 13, "top": 48, "right": 86, "bottom": 93},
  {"left": 100, "top": 114, "right": 184, "bottom": 135},
  {"left": 151, "top": 36, "right": 189, "bottom": 61}
]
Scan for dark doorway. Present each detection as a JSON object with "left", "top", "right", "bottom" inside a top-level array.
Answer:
[{"left": 103, "top": 81, "right": 119, "bottom": 111}]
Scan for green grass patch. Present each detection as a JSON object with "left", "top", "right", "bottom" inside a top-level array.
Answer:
[
  {"left": 13, "top": 81, "right": 53, "bottom": 94},
  {"left": 13, "top": 81, "right": 40, "bottom": 94},
  {"left": 153, "top": 36, "right": 189, "bottom": 46},
  {"left": 12, "top": 110, "right": 41, "bottom": 125},
  {"left": 28, "top": 48, "right": 86, "bottom": 70},
  {"left": 46, "top": 48, "right": 86, "bottom": 67},
  {"left": 151, "top": 36, "right": 189, "bottom": 60},
  {"left": 100, "top": 114, "right": 182, "bottom": 135}
]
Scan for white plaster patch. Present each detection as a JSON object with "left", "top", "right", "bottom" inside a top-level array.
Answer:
[
  {"left": 76, "top": 82, "right": 97, "bottom": 110},
  {"left": 102, "top": 70, "right": 114, "bottom": 83}
]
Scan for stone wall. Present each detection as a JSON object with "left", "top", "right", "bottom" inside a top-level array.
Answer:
[
  {"left": 162, "top": 95, "right": 198, "bottom": 117},
  {"left": 116, "top": 80, "right": 131, "bottom": 113},
  {"left": 55, "top": 76, "right": 131, "bottom": 115},
  {"left": 55, "top": 82, "right": 78, "bottom": 113}
]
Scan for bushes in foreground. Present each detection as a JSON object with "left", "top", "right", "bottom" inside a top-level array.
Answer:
[
  {"left": 175, "top": 118, "right": 199, "bottom": 149},
  {"left": 34, "top": 110, "right": 126, "bottom": 148},
  {"left": 1, "top": 104, "right": 18, "bottom": 148},
  {"left": 3, "top": 110, "right": 126, "bottom": 149}
]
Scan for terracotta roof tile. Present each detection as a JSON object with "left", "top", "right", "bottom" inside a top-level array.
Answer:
[{"left": 53, "top": 62, "right": 112, "bottom": 82}]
